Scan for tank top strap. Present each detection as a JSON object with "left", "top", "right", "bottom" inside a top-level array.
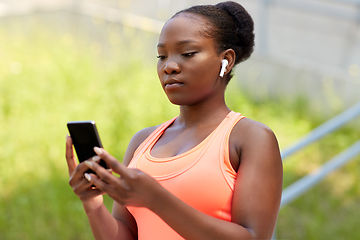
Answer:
[
  {"left": 205, "top": 111, "right": 245, "bottom": 146},
  {"left": 223, "top": 112, "right": 246, "bottom": 137},
  {"left": 219, "top": 112, "right": 246, "bottom": 189}
]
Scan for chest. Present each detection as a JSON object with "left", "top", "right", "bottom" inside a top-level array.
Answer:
[{"left": 150, "top": 126, "right": 240, "bottom": 171}]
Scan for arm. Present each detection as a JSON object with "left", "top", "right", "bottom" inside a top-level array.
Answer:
[
  {"left": 66, "top": 136, "right": 126, "bottom": 240},
  {"left": 231, "top": 119, "right": 283, "bottom": 238},
  {"left": 65, "top": 126, "right": 156, "bottom": 240},
  {"left": 84, "top": 120, "right": 283, "bottom": 240}
]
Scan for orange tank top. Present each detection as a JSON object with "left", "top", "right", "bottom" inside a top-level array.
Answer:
[{"left": 127, "top": 111, "right": 245, "bottom": 240}]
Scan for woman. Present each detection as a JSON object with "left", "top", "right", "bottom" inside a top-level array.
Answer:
[{"left": 65, "top": 1, "right": 283, "bottom": 239}]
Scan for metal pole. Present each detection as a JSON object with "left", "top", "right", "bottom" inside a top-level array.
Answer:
[
  {"left": 281, "top": 140, "right": 360, "bottom": 207},
  {"left": 281, "top": 101, "right": 360, "bottom": 160}
]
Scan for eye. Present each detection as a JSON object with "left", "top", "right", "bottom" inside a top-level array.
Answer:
[
  {"left": 182, "top": 52, "right": 197, "bottom": 58},
  {"left": 157, "top": 55, "right": 167, "bottom": 60}
]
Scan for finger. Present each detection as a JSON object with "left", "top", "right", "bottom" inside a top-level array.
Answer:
[
  {"left": 93, "top": 147, "right": 131, "bottom": 179},
  {"left": 65, "top": 135, "right": 78, "bottom": 176},
  {"left": 84, "top": 160, "right": 120, "bottom": 187},
  {"left": 74, "top": 176, "right": 105, "bottom": 199},
  {"left": 73, "top": 175, "right": 101, "bottom": 193},
  {"left": 70, "top": 156, "right": 100, "bottom": 185},
  {"left": 84, "top": 171, "right": 115, "bottom": 193}
]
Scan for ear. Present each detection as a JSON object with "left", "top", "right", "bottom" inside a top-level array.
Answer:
[{"left": 220, "top": 49, "right": 236, "bottom": 76}]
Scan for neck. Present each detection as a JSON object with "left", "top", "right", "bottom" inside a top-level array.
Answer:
[{"left": 176, "top": 98, "right": 231, "bottom": 128}]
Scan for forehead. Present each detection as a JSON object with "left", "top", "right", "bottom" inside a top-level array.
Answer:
[{"left": 158, "top": 14, "right": 213, "bottom": 46}]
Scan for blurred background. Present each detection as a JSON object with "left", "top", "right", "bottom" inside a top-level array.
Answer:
[{"left": 0, "top": 0, "right": 359, "bottom": 239}]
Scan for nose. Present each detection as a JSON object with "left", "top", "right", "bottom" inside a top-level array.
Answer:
[{"left": 163, "top": 61, "right": 180, "bottom": 74}]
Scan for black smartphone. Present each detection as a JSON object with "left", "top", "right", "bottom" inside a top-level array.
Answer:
[{"left": 67, "top": 121, "right": 108, "bottom": 172}]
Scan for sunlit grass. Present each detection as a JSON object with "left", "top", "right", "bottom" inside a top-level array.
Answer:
[{"left": 0, "top": 14, "right": 359, "bottom": 240}]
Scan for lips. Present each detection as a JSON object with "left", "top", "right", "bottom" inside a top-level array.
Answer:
[{"left": 164, "top": 79, "right": 184, "bottom": 90}]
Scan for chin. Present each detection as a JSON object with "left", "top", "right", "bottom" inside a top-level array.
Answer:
[
  {"left": 168, "top": 98, "right": 201, "bottom": 107},
  {"left": 165, "top": 92, "right": 206, "bottom": 106},
  {"left": 167, "top": 96, "right": 190, "bottom": 106},
  {"left": 168, "top": 99, "right": 186, "bottom": 106}
]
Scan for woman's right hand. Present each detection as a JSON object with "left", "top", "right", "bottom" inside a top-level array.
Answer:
[{"left": 65, "top": 135, "right": 104, "bottom": 211}]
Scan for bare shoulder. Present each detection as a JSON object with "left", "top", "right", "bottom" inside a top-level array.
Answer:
[
  {"left": 234, "top": 117, "right": 276, "bottom": 138},
  {"left": 230, "top": 117, "right": 281, "bottom": 166},
  {"left": 122, "top": 125, "right": 158, "bottom": 166},
  {"left": 233, "top": 118, "right": 279, "bottom": 149},
  {"left": 130, "top": 126, "right": 159, "bottom": 146}
]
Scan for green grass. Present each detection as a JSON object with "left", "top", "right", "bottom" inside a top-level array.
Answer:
[{"left": 0, "top": 15, "right": 359, "bottom": 239}]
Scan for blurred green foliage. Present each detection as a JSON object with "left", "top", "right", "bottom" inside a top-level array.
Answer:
[{"left": 0, "top": 14, "right": 359, "bottom": 240}]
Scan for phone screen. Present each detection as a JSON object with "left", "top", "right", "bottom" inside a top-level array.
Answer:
[{"left": 67, "top": 121, "right": 108, "bottom": 170}]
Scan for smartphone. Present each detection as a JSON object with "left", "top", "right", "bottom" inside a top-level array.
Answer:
[{"left": 67, "top": 121, "right": 108, "bottom": 172}]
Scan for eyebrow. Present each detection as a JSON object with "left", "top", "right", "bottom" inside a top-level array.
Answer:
[{"left": 157, "top": 39, "right": 199, "bottom": 48}]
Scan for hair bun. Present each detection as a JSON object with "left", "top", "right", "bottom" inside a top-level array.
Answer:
[{"left": 216, "top": 1, "right": 255, "bottom": 63}]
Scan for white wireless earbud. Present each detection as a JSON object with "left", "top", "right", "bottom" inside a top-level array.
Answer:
[{"left": 219, "top": 59, "right": 228, "bottom": 78}]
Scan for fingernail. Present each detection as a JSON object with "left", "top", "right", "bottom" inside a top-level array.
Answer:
[
  {"left": 92, "top": 156, "right": 101, "bottom": 162},
  {"left": 84, "top": 173, "right": 91, "bottom": 181},
  {"left": 84, "top": 160, "right": 93, "bottom": 168},
  {"left": 94, "top": 147, "right": 103, "bottom": 155}
]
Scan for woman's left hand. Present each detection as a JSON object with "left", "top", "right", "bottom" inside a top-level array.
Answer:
[{"left": 83, "top": 147, "right": 164, "bottom": 210}]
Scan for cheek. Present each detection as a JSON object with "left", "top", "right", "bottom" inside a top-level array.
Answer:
[
  {"left": 198, "top": 54, "right": 220, "bottom": 72},
  {"left": 192, "top": 59, "right": 220, "bottom": 81},
  {"left": 157, "top": 62, "right": 163, "bottom": 80}
]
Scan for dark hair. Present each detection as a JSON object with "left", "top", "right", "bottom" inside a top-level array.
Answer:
[{"left": 172, "top": 1, "right": 255, "bottom": 80}]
